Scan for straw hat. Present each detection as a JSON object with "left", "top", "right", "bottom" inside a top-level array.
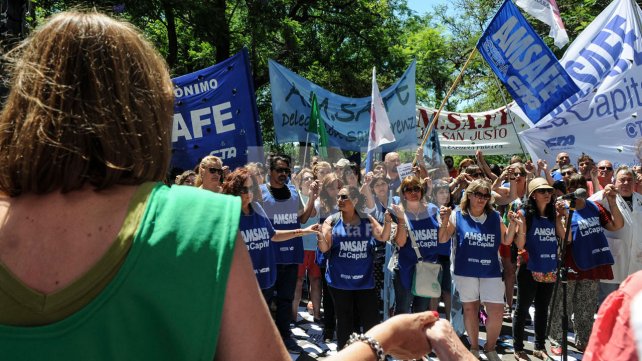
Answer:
[{"left": 528, "top": 177, "right": 554, "bottom": 197}]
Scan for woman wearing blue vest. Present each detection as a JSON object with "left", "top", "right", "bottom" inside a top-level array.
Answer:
[
  {"left": 390, "top": 176, "right": 440, "bottom": 314},
  {"left": 548, "top": 174, "right": 623, "bottom": 355},
  {"left": 504, "top": 178, "right": 567, "bottom": 360},
  {"left": 223, "top": 168, "right": 320, "bottom": 301},
  {"left": 438, "top": 179, "right": 511, "bottom": 361},
  {"left": 318, "top": 185, "right": 392, "bottom": 349}
]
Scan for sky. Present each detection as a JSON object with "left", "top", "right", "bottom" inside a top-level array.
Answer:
[{"left": 406, "top": 0, "right": 448, "bottom": 16}]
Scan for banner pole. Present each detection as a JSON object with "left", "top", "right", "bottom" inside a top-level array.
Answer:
[
  {"left": 302, "top": 132, "right": 310, "bottom": 168},
  {"left": 489, "top": 73, "right": 529, "bottom": 157},
  {"left": 414, "top": 47, "right": 478, "bottom": 166}
]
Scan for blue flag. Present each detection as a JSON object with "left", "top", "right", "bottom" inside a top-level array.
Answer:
[
  {"left": 171, "top": 48, "right": 263, "bottom": 171},
  {"left": 477, "top": 0, "right": 579, "bottom": 123}
]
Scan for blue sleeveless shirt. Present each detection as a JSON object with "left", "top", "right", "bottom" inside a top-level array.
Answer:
[
  {"left": 454, "top": 210, "right": 502, "bottom": 278},
  {"left": 397, "top": 207, "right": 440, "bottom": 290},
  {"left": 570, "top": 200, "right": 614, "bottom": 271},
  {"left": 326, "top": 216, "right": 375, "bottom": 290},
  {"left": 239, "top": 202, "right": 277, "bottom": 289},
  {"left": 260, "top": 184, "right": 303, "bottom": 264},
  {"left": 523, "top": 211, "right": 558, "bottom": 273}
]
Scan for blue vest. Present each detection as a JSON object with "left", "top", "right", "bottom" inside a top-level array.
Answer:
[
  {"left": 524, "top": 212, "right": 558, "bottom": 273},
  {"left": 260, "top": 184, "right": 303, "bottom": 264},
  {"left": 454, "top": 210, "right": 502, "bottom": 278},
  {"left": 239, "top": 202, "right": 277, "bottom": 289},
  {"left": 326, "top": 217, "right": 375, "bottom": 290},
  {"left": 570, "top": 200, "right": 614, "bottom": 271},
  {"left": 397, "top": 208, "right": 440, "bottom": 290}
]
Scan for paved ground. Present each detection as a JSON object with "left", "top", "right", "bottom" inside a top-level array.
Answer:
[{"left": 285, "top": 303, "right": 585, "bottom": 361}]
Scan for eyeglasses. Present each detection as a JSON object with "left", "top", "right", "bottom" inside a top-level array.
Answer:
[
  {"left": 598, "top": 166, "right": 613, "bottom": 171},
  {"left": 403, "top": 186, "right": 422, "bottom": 194},
  {"left": 510, "top": 173, "right": 524, "bottom": 180},
  {"left": 534, "top": 188, "right": 553, "bottom": 195},
  {"left": 337, "top": 194, "right": 349, "bottom": 200},
  {"left": 208, "top": 167, "right": 224, "bottom": 175},
  {"left": 471, "top": 191, "right": 491, "bottom": 200},
  {"left": 273, "top": 167, "right": 291, "bottom": 175},
  {"left": 562, "top": 171, "right": 575, "bottom": 176},
  {"left": 239, "top": 186, "right": 251, "bottom": 194},
  {"left": 302, "top": 176, "right": 314, "bottom": 182}
]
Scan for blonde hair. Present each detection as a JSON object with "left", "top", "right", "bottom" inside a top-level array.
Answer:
[
  {"left": 459, "top": 179, "right": 494, "bottom": 215},
  {"left": 0, "top": 11, "right": 174, "bottom": 196},
  {"left": 195, "top": 155, "right": 223, "bottom": 187}
]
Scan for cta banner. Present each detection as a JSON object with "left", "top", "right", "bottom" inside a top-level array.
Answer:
[
  {"left": 477, "top": 0, "right": 579, "bottom": 123},
  {"left": 171, "top": 48, "right": 263, "bottom": 171},
  {"left": 269, "top": 60, "right": 417, "bottom": 152},
  {"left": 417, "top": 105, "right": 531, "bottom": 155},
  {"left": 519, "top": 0, "right": 642, "bottom": 167}
]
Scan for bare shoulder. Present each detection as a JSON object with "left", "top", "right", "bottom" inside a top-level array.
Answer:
[{"left": 0, "top": 185, "right": 141, "bottom": 294}]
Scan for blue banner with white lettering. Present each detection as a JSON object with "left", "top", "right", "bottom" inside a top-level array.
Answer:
[
  {"left": 476, "top": 0, "right": 579, "bottom": 123},
  {"left": 269, "top": 60, "right": 417, "bottom": 152},
  {"left": 171, "top": 48, "right": 263, "bottom": 171}
]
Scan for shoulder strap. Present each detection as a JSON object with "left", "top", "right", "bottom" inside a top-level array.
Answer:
[{"left": 404, "top": 213, "right": 423, "bottom": 261}]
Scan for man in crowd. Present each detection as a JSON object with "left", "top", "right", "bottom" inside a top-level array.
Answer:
[
  {"left": 444, "top": 155, "right": 458, "bottom": 178},
  {"left": 590, "top": 166, "right": 642, "bottom": 302},
  {"left": 384, "top": 151, "right": 401, "bottom": 192},
  {"left": 551, "top": 152, "right": 571, "bottom": 181},
  {"left": 259, "top": 154, "right": 317, "bottom": 352},
  {"left": 596, "top": 159, "right": 615, "bottom": 190}
]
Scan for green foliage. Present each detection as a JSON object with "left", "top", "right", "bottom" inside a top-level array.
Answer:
[{"left": 23, "top": 0, "right": 611, "bottom": 155}]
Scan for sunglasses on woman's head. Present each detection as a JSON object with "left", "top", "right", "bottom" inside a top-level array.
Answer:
[
  {"left": 471, "top": 191, "right": 491, "bottom": 200},
  {"left": 403, "top": 186, "right": 422, "bottom": 194},
  {"left": 208, "top": 167, "right": 224, "bottom": 175}
]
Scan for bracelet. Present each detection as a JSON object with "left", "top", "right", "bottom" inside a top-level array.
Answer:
[
  {"left": 384, "top": 219, "right": 392, "bottom": 224},
  {"left": 346, "top": 333, "right": 386, "bottom": 361}
]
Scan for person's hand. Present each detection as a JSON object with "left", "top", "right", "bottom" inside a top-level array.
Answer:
[
  {"left": 425, "top": 319, "right": 478, "bottom": 361},
  {"left": 590, "top": 165, "right": 599, "bottom": 180},
  {"left": 366, "top": 311, "right": 439, "bottom": 359},
  {"left": 222, "top": 165, "right": 231, "bottom": 178},
  {"left": 604, "top": 184, "right": 618, "bottom": 203},
  {"left": 555, "top": 200, "right": 568, "bottom": 218},
  {"left": 416, "top": 146, "right": 425, "bottom": 165},
  {"left": 439, "top": 206, "right": 452, "bottom": 224},
  {"left": 475, "top": 150, "right": 484, "bottom": 163},
  {"left": 507, "top": 166, "right": 515, "bottom": 182},
  {"left": 508, "top": 211, "right": 524, "bottom": 230},
  {"left": 364, "top": 172, "right": 374, "bottom": 185},
  {"left": 537, "top": 159, "right": 548, "bottom": 174},
  {"left": 423, "top": 177, "right": 433, "bottom": 193},
  {"left": 391, "top": 203, "right": 405, "bottom": 219},
  {"left": 525, "top": 160, "right": 535, "bottom": 174},
  {"left": 305, "top": 224, "right": 321, "bottom": 233},
  {"left": 384, "top": 210, "right": 393, "bottom": 224},
  {"left": 309, "top": 180, "right": 320, "bottom": 198}
]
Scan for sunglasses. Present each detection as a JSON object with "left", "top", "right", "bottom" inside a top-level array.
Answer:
[
  {"left": 403, "top": 186, "right": 422, "bottom": 194},
  {"left": 273, "top": 167, "right": 291, "bottom": 175},
  {"left": 337, "top": 194, "right": 349, "bottom": 200},
  {"left": 598, "top": 166, "right": 613, "bottom": 171},
  {"left": 534, "top": 188, "right": 553, "bottom": 195},
  {"left": 562, "top": 171, "right": 575, "bottom": 176},
  {"left": 471, "top": 191, "right": 491, "bottom": 200},
  {"left": 239, "top": 186, "right": 251, "bottom": 194},
  {"left": 470, "top": 173, "right": 483, "bottom": 178},
  {"left": 208, "top": 167, "right": 224, "bottom": 175}
]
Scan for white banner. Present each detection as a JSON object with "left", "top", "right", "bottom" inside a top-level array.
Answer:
[
  {"left": 519, "top": 0, "right": 642, "bottom": 167},
  {"left": 515, "top": 0, "right": 569, "bottom": 48},
  {"left": 417, "top": 105, "right": 531, "bottom": 155}
]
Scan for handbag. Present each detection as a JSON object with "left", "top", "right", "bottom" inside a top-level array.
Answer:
[{"left": 405, "top": 214, "right": 442, "bottom": 298}]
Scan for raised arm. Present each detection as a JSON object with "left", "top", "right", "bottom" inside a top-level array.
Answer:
[
  {"left": 317, "top": 217, "right": 334, "bottom": 253},
  {"left": 438, "top": 206, "right": 455, "bottom": 243}
]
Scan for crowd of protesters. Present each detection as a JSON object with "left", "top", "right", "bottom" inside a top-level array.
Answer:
[{"left": 172, "top": 147, "right": 641, "bottom": 360}]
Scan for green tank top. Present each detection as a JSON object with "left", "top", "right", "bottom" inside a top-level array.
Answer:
[{"left": 0, "top": 183, "right": 241, "bottom": 361}]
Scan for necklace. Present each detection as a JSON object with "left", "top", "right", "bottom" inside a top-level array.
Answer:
[{"left": 406, "top": 205, "right": 424, "bottom": 220}]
